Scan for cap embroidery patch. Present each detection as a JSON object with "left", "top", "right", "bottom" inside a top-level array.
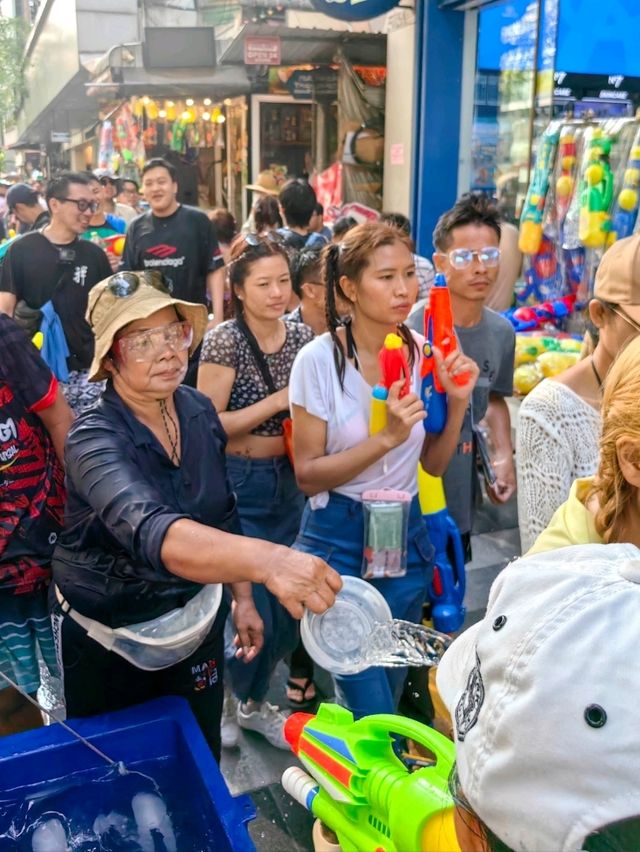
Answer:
[{"left": 455, "top": 652, "right": 485, "bottom": 742}]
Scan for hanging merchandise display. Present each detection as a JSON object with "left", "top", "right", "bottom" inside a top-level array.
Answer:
[
  {"left": 512, "top": 115, "right": 640, "bottom": 396},
  {"left": 95, "top": 96, "right": 231, "bottom": 202},
  {"left": 518, "top": 117, "right": 640, "bottom": 308}
]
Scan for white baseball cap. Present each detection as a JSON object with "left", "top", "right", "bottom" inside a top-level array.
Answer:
[{"left": 437, "top": 543, "right": 640, "bottom": 852}]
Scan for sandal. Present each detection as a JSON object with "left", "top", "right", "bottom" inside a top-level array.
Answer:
[{"left": 286, "top": 677, "right": 317, "bottom": 708}]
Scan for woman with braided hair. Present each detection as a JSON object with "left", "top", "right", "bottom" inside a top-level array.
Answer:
[
  {"left": 289, "top": 221, "right": 479, "bottom": 717},
  {"left": 529, "top": 333, "right": 640, "bottom": 555}
]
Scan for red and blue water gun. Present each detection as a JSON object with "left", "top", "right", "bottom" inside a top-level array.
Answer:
[{"left": 420, "top": 272, "right": 471, "bottom": 434}]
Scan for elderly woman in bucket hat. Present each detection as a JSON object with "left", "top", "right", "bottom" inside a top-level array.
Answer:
[{"left": 49, "top": 270, "right": 341, "bottom": 759}]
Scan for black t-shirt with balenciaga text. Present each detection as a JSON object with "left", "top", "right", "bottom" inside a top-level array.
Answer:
[
  {"left": 120, "top": 205, "right": 223, "bottom": 305},
  {"left": 0, "top": 232, "right": 112, "bottom": 370}
]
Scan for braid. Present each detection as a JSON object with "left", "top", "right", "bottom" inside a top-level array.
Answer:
[
  {"left": 396, "top": 322, "right": 420, "bottom": 368},
  {"left": 324, "top": 243, "right": 348, "bottom": 388}
]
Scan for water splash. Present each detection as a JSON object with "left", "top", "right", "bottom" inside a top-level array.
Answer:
[{"left": 358, "top": 620, "right": 452, "bottom": 669}]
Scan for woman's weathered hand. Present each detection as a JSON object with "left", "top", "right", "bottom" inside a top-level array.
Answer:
[
  {"left": 232, "top": 597, "right": 264, "bottom": 663},
  {"left": 383, "top": 379, "right": 426, "bottom": 447},
  {"left": 263, "top": 547, "right": 342, "bottom": 620},
  {"left": 433, "top": 346, "right": 479, "bottom": 401}
]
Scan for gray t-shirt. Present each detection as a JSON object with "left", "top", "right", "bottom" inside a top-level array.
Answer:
[{"left": 406, "top": 304, "right": 515, "bottom": 533}]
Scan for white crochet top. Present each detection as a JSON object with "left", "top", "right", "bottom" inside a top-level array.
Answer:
[{"left": 516, "top": 379, "right": 601, "bottom": 553}]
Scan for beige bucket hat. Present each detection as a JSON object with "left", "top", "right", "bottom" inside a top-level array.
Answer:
[
  {"left": 245, "top": 170, "right": 280, "bottom": 196},
  {"left": 86, "top": 271, "right": 208, "bottom": 382}
]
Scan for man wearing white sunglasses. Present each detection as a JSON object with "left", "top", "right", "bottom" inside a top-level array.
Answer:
[{"left": 407, "top": 193, "right": 515, "bottom": 559}]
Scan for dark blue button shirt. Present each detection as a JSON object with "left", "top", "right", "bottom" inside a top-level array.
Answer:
[{"left": 53, "top": 382, "right": 239, "bottom": 627}]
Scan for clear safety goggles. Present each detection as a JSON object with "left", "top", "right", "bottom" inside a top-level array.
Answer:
[
  {"left": 114, "top": 319, "right": 193, "bottom": 364},
  {"left": 445, "top": 246, "right": 501, "bottom": 270}
]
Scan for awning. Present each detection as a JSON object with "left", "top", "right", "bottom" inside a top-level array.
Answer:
[
  {"left": 86, "top": 64, "right": 252, "bottom": 99},
  {"left": 218, "top": 22, "right": 386, "bottom": 67},
  {"left": 11, "top": 65, "right": 97, "bottom": 148}
]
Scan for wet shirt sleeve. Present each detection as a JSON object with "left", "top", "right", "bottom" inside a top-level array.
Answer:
[{"left": 64, "top": 416, "right": 188, "bottom": 575}]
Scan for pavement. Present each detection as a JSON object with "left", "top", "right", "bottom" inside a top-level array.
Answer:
[{"left": 221, "top": 492, "right": 522, "bottom": 851}]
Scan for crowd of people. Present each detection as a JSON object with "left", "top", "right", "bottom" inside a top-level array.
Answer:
[{"left": 2, "top": 156, "right": 640, "bottom": 851}]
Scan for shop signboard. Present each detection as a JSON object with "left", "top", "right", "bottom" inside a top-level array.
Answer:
[
  {"left": 313, "top": 69, "right": 338, "bottom": 101},
  {"left": 51, "top": 131, "right": 70, "bottom": 144},
  {"left": 310, "top": 0, "right": 400, "bottom": 22},
  {"left": 244, "top": 36, "right": 281, "bottom": 66},
  {"left": 287, "top": 71, "right": 314, "bottom": 100}
]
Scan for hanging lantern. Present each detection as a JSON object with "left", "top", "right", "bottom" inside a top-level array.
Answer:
[
  {"left": 165, "top": 102, "right": 177, "bottom": 121},
  {"left": 131, "top": 97, "right": 145, "bottom": 119}
]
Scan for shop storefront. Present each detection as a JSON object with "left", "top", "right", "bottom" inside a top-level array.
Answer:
[
  {"left": 217, "top": 21, "right": 387, "bottom": 220},
  {"left": 85, "top": 92, "right": 248, "bottom": 219}
]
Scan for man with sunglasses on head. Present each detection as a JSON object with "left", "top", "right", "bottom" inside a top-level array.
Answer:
[
  {"left": 0, "top": 172, "right": 112, "bottom": 414},
  {"left": 407, "top": 193, "right": 515, "bottom": 558}
]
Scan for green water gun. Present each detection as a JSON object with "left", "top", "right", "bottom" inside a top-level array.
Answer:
[
  {"left": 578, "top": 129, "right": 615, "bottom": 248},
  {"left": 282, "top": 703, "right": 460, "bottom": 852},
  {"left": 519, "top": 123, "right": 560, "bottom": 255}
]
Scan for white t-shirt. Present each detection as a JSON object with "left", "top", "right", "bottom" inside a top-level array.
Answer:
[{"left": 289, "top": 331, "right": 425, "bottom": 508}]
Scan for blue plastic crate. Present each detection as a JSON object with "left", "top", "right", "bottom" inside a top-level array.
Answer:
[{"left": 0, "top": 696, "right": 255, "bottom": 851}]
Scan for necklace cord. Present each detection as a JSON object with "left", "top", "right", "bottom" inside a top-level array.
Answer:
[
  {"left": 591, "top": 357, "right": 604, "bottom": 392},
  {"left": 158, "top": 398, "right": 180, "bottom": 464}
]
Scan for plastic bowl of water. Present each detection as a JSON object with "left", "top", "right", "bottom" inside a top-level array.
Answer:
[{"left": 301, "top": 576, "right": 392, "bottom": 675}]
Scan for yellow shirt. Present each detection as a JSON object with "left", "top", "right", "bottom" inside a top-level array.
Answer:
[{"left": 527, "top": 477, "right": 603, "bottom": 555}]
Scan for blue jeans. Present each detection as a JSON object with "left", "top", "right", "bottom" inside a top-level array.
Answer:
[
  {"left": 293, "top": 492, "right": 433, "bottom": 718},
  {"left": 225, "top": 455, "right": 304, "bottom": 703}
]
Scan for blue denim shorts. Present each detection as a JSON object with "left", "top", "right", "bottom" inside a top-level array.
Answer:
[{"left": 293, "top": 491, "right": 434, "bottom": 717}]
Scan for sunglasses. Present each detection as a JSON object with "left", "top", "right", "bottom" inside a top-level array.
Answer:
[
  {"left": 609, "top": 304, "right": 640, "bottom": 335},
  {"left": 55, "top": 197, "right": 99, "bottom": 214},
  {"left": 442, "top": 247, "right": 501, "bottom": 270},
  {"left": 114, "top": 320, "right": 193, "bottom": 364},
  {"left": 244, "top": 231, "right": 285, "bottom": 247},
  {"left": 89, "top": 271, "right": 173, "bottom": 325},
  {"left": 105, "top": 270, "right": 173, "bottom": 298}
]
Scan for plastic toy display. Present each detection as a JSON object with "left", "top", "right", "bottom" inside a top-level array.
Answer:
[
  {"left": 518, "top": 122, "right": 561, "bottom": 256},
  {"left": 282, "top": 703, "right": 460, "bottom": 852},
  {"left": 503, "top": 295, "right": 576, "bottom": 333},
  {"left": 578, "top": 128, "right": 615, "bottom": 249},
  {"left": 420, "top": 273, "right": 471, "bottom": 434},
  {"left": 518, "top": 117, "right": 640, "bottom": 310},
  {"left": 513, "top": 333, "right": 582, "bottom": 395},
  {"left": 610, "top": 128, "right": 640, "bottom": 243}
]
